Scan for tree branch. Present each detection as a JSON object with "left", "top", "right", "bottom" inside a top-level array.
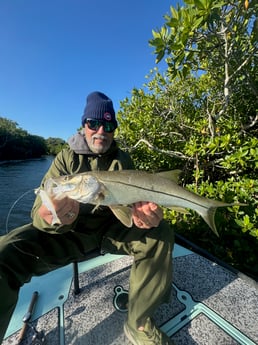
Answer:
[{"left": 123, "top": 139, "right": 192, "bottom": 160}]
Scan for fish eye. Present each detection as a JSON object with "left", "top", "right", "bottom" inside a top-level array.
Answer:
[{"left": 64, "top": 175, "right": 73, "bottom": 181}]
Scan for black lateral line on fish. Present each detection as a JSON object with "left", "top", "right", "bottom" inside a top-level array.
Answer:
[{"left": 103, "top": 180, "right": 209, "bottom": 209}]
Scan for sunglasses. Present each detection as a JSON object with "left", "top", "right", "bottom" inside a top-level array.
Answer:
[{"left": 85, "top": 119, "right": 117, "bottom": 133}]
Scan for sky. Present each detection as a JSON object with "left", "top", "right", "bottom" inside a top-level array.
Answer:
[{"left": 0, "top": 0, "right": 181, "bottom": 141}]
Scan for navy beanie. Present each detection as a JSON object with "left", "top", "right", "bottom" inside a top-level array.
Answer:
[{"left": 81, "top": 91, "right": 117, "bottom": 128}]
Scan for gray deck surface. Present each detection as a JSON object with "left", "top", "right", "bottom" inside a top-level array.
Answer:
[{"left": 3, "top": 244, "right": 258, "bottom": 345}]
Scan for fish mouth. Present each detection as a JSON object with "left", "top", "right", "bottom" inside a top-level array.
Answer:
[{"left": 45, "top": 175, "right": 105, "bottom": 204}]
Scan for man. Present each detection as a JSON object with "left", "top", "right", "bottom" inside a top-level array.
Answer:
[{"left": 0, "top": 91, "right": 175, "bottom": 345}]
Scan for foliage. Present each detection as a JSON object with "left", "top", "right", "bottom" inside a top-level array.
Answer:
[
  {"left": 116, "top": 0, "right": 258, "bottom": 279},
  {"left": 45, "top": 137, "right": 68, "bottom": 155},
  {"left": 164, "top": 177, "right": 258, "bottom": 278},
  {"left": 0, "top": 117, "right": 67, "bottom": 159},
  {"left": 150, "top": 0, "right": 258, "bottom": 135},
  {"left": 0, "top": 117, "right": 47, "bottom": 160},
  {"left": 150, "top": 0, "right": 257, "bottom": 81}
]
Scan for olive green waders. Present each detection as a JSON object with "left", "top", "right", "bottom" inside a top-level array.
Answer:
[{"left": 0, "top": 219, "right": 174, "bottom": 343}]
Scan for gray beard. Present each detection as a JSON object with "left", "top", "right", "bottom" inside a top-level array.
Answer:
[{"left": 87, "top": 134, "right": 112, "bottom": 154}]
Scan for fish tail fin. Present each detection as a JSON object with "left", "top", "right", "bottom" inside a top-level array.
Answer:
[
  {"left": 198, "top": 201, "right": 247, "bottom": 237},
  {"left": 197, "top": 206, "right": 219, "bottom": 237}
]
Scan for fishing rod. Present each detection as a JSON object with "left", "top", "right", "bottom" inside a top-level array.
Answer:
[{"left": 17, "top": 291, "right": 46, "bottom": 344}]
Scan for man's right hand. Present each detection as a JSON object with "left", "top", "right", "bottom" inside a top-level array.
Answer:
[{"left": 38, "top": 196, "right": 80, "bottom": 225}]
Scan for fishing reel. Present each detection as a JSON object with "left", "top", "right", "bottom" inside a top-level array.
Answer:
[
  {"left": 28, "top": 325, "right": 46, "bottom": 345},
  {"left": 18, "top": 320, "right": 46, "bottom": 345}
]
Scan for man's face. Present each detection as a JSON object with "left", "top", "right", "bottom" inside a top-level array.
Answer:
[{"left": 84, "top": 120, "right": 115, "bottom": 154}]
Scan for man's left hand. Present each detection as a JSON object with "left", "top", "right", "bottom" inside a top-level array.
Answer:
[{"left": 132, "top": 202, "right": 163, "bottom": 229}]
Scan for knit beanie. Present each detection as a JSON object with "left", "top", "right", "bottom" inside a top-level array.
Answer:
[{"left": 81, "top": 91, "right": 117, "bottom": 128}]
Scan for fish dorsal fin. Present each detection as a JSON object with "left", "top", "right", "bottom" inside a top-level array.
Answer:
[
  {"left": 109, "top": 205, "right": 133, "bottom": 227},
  {"left": 157, "top": 170, "right": 182, "bottom": 183}
]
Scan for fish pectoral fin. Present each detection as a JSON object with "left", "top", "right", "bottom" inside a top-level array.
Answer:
[
  {"left": 36, "top": 189, "right": 61, "bottom": 225},
  {"left": 157, "top": 170, "right": 182, "bottom": 183},
  {"left": 109, "top": 205, "right": 133, "bottom": 227}
]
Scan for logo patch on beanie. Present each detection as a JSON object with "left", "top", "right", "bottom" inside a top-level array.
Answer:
[{"left": 104, "top": 112, "right": 112, "bottom": 121}]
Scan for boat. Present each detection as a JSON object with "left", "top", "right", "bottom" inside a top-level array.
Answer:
[{"left": 3, "top": 242, "right": 258, "bottom": 344}]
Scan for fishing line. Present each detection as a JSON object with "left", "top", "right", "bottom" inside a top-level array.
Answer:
[
  {"left": 5, "top": 189, "right": 34, "bottom": 234},
  {"left": 5, "top": 189, "right": 56, "bottom": 270},
  {"left": 5, "top": 189, "right": 42, "bottom": 261}
]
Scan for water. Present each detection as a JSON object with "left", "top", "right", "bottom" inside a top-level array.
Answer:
[{"left": 0, "top": 156, "right": 54, "bottom": 235}]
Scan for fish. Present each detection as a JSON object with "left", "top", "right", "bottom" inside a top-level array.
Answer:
[{"left": 36, "top": 170, "right": 244, "bottom": 236}]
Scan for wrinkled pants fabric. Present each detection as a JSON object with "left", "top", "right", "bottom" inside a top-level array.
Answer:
[{"left": 0, "top": 220, "right": 174, "bottom": 343}]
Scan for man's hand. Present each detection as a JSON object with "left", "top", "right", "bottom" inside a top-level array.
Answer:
[
  {"left": 38, "top": 197, "right": 80, "bottom": 225},
  {"left": 132, "top": 202, "right": 163, "bottom": 229}
]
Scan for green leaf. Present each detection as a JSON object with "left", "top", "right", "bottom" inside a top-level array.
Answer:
[{"left": 195, "top": 0, "right": 206, "bottom": 10}]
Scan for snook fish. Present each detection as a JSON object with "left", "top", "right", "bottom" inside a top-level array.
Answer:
[{"left": 36, "top": 170, "right": 243, "bottom": 236}]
